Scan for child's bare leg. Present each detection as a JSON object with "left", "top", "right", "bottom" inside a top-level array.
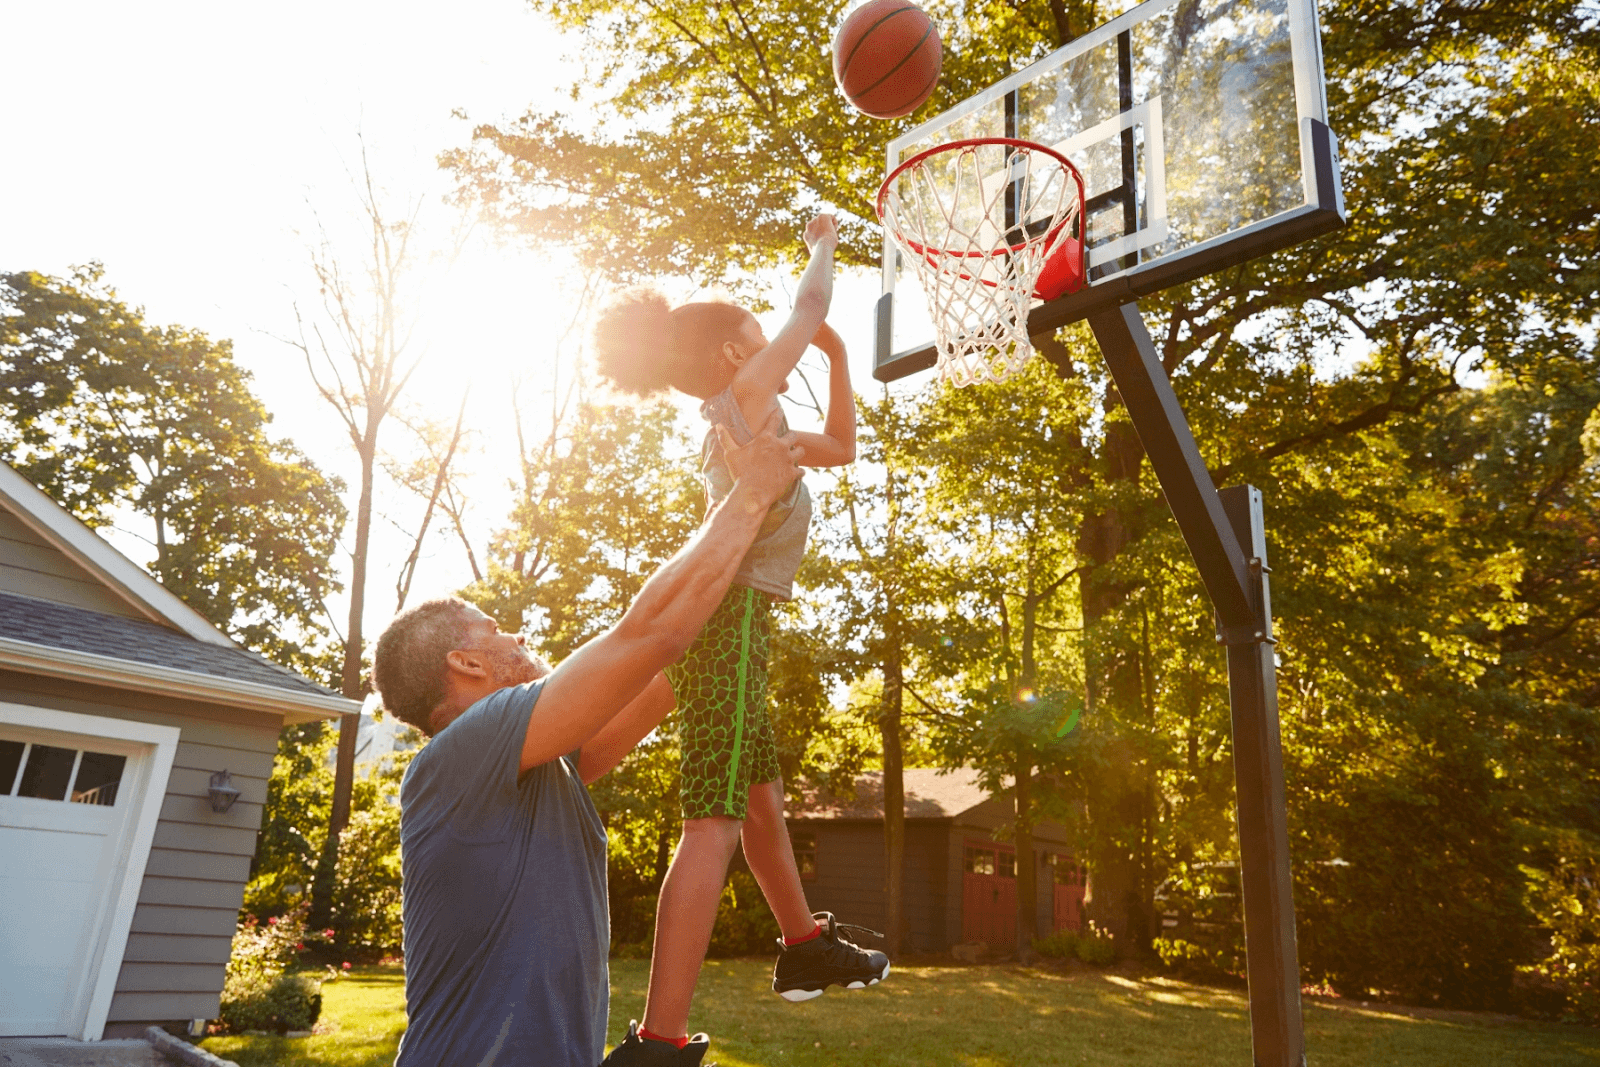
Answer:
[
  {"left": 642, "top": 815, "right": 743, "bottom": 1039},
  {"left": 741, "top": 777, "right": 817, "bottom": 940}
]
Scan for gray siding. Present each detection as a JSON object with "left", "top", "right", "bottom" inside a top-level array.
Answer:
[
  {"left": 0, "top": 511, "right": 149, "bottom": 621},
  {"left": 0, "top": 669, "right": 279, "bottom": 1033},
  {"left": 791, "top": 819, "right": 958, "bottom": 952}
]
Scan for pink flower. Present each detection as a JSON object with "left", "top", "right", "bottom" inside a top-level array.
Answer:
[
  {"left": 267, "top": 917, "right": 278, "bottom": 925},
  {"left": 342, "top": 962, "right": 352, "bottom": 970},
  {"left": 295, "top": 943, "right": 305, "bottom": 951},
  {"left": 324, "top": 929, "right": 335, "bottom": 938}
]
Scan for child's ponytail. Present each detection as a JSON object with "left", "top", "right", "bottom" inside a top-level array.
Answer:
[
  {"left": 593, "top": 288, "right": 678, "bottom": 396},
  {"left": 594, "top": 289, "right": 752, "bottom": 400}
]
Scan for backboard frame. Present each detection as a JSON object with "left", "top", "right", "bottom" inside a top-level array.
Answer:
[{"left": 872, "top": 0, "right": 1346, "bottom": 382}]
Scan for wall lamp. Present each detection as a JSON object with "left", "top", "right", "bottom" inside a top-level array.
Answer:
[{"left": 208, "top": 770, "right": 241, "bottom": 814}]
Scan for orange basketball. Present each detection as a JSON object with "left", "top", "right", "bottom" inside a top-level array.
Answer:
[{"left": 832, "top": 0, "right": 942, "bottom": 120}]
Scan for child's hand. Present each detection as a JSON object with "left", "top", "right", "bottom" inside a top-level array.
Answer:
[
  {"left": 804, "top": 214, "right": 838, "bottom": 253},
  {"left": 812, "top": 321, "right": 846, "bottom": 359}
]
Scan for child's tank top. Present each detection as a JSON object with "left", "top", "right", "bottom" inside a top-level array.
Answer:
[{"left": 698, "top": 387, "right": 811, "bottom": 600}]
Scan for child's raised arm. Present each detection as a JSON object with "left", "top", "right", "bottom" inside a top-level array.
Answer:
[
  {"left": 731, "top": 214, "right": 837, "bottom": 412},
  {"left": 790, "top": 322, "right": 855, "bottom": 468}
]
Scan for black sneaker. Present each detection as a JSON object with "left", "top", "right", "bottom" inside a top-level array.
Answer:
[
  {"left": 771, "top": 911, "right": 891, "bottom": 1002},
  {"left": 599, "top": 1021, "right": 713, "bottom": 1066}
]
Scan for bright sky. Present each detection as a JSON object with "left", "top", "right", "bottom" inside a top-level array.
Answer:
[{"left": 3, "top": 0, "right": 890, "bottom": 654}]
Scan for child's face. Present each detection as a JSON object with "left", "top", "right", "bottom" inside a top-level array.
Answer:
[
  {"left": 735, "top": 312, "right": 789, "bottom": 392},
  {"left": 737, "top": 311, "right": 768, "bottom": 352}
]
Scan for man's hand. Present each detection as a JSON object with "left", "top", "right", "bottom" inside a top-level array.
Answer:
[{"left": 715, "top": 410, "right": 804, "bottom": 508}]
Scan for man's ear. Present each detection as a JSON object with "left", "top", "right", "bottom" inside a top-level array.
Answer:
[{"left": 445, "top": 647, "right": 491, "bottom": 679}]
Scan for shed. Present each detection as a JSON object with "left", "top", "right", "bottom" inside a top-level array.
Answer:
[
  {"left": 0, "top": 460, "right": 358, "bottom": 1040},
  {"left": 786, "top": 768, "right": 1086, "bottom": 953}
]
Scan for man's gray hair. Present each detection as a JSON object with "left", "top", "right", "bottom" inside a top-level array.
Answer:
[{"left": 373, "top": 597, "right": 477, "bottom": 736}]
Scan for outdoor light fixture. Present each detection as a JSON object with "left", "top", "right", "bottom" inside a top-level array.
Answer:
[{"left": 208, "top": 770, "right": 241, "bottom": 814}]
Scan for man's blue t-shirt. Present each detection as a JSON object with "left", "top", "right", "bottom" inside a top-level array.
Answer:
[{"left": 395, "top": 681, "right": 609, "bottom": 1067}]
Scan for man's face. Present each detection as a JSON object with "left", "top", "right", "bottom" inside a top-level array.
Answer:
[{"left": 459, "top": 611, "right": 551, "bottom": 688}]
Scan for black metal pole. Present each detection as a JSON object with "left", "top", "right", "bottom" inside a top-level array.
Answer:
[{"left": 1086, "top": 303, "right": 1306, "bottom": 1067}]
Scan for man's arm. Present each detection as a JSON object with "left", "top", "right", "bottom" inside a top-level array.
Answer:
[
  {"left": 520, "top": 416, "right": 801, "bottom": 772},
  {"left": 575, "top": 672, "right": 674, "bottom": 784}
]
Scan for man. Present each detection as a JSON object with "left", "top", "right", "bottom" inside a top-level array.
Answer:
[{"left": 371, "top": 415, "right": 804, "bottom": 1067}]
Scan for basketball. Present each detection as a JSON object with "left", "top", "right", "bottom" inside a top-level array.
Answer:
[{"left": 832, "top": 0, "right": 942, "bottom": 120}]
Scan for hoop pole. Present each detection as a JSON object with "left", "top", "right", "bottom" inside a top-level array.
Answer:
[{"left": 1087, "top": 301, "right": 1307, "bottom": 1067}]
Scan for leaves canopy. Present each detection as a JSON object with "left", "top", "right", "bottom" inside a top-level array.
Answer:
[{"left": 0, "top": 266, "right": 346, "bottom": 675}]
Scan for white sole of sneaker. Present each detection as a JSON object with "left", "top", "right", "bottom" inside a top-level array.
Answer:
[
  {"left": 780, "top": 961, "right": 891, "bottom": 1001},
  {"left": 778, "top": 987, "right": 826, "bottom": 1002}
]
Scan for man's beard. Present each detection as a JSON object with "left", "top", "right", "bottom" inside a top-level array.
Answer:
[{"left": 486, "top": 645, "right": 552, "bottom": 689}]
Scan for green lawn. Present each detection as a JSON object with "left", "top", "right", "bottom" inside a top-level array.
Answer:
[{"left": 203, "top": 959, "right": 1600, "bottom": 1067}]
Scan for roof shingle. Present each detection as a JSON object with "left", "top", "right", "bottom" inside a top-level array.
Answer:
[
  {"left": 0, "top": 590, "right": 339, "bottom": 698},
  {"left": 789, "top": 767, "right": 1002, "bottom": 820}
]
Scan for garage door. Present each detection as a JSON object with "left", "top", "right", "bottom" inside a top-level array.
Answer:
[{"left": 0, "top": 713, "right": 172, "bottom": 1038}]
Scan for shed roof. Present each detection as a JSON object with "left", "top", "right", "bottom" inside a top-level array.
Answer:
[
  {"left": 0, "top": 590, "right": 337, "bottom": 699},
  {"left": 790, "top": 767, "right": 1002, "bottom": 820}
]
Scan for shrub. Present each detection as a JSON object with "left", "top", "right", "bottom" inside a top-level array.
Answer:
[
  {"left": 216, "top": 904, "right": 331, "bottom": 1034},
  {"left": 330, "top": 806, "right": 404, "bottom": 956},
  {"left": 707, "top": 870, "right": 781, "bottom": 957},
  {"left": 219, "top": 972, "right": 322, "bottom": 1034},
  {"left": 1520, "top": 840, "right": 1600, "bottom": 1021},
  {"left": 1075, "top": 921, "right": 1116, "bottom": 965},
  {"left": 1033, "top": 929, "right": 1079, "bottom": 959}
]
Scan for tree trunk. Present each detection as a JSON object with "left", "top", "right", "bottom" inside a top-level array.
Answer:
[
  {"left": 1014, "top": 752, "right": 1038, "bottom": 959},
  {"left": 314, "top": 429, "right": 377, "bottom": 930},
  {"left": 881, "top": 646, "right": 906, "bottom": 959}
]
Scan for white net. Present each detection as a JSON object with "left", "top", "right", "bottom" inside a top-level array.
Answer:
[{"left": 880, "top": 140, "right": 1083, "bottom": 387}]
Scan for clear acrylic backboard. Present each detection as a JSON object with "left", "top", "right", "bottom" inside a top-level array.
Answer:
[{"left": 873, "top": 0, "right": 1346, "bottom": 382}]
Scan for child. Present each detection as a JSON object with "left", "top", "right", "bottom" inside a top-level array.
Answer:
[{"left": 593, "top": 214, "right": 887, "bottom": 1066}]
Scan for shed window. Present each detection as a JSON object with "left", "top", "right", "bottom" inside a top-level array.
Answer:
[
  {"left": 793, "top": 830, "right": 817, "bottom": 880},
  {"left": 964, "top": 846, "right": 995, "bottom": 875},
  {"left": 18, "top": 744, "right": 76, "bottom": 801},
  {"left": 3, "top": 742, "right": 127, "bottom": 806},
  {"left": 996, "top": 850, "right": 1016, "bottom": 879},
  {"left": 0, "top": 739, "right": 22, "bottom": 794},
  {"left": 72, "top": 751, "right": 127, "bottom": 806}
]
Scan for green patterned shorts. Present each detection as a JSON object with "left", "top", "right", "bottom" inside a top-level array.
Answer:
[{"left": 666, "top": 584, "right": 783, "bottom": 821}]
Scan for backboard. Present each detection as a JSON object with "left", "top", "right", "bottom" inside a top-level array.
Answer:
[{"left": 873, "top": 0, "right": 1345, "bottom": 382}]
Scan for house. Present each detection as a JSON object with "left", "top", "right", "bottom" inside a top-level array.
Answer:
[
  {"left": 0, "top": 461, "right": 359, "bottom": 1041},
  {"left": 785, "top": 767, "right": 1086, "bottom": 953}
]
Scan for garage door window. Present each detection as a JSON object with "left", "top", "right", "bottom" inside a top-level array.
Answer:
[{"left": 1, "top": 741, "right": 126, "bottom": 806}]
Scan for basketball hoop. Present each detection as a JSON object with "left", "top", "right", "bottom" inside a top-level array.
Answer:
[{"left": 877, "top": 137, "right": 1086, "bottom": 387}]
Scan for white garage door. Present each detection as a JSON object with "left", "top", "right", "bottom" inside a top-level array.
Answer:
[{"left": 0, "top": 713, "right": 173, "bottom": 1039}]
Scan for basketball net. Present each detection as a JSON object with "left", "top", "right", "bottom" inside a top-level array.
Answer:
[{"left": 878, "top": 138, "right": 1085, "bottom": 387}]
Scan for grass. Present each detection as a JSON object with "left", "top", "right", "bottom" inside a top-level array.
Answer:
[{"left": 203, "top": 959, "right": 1600, "bottom": 1067}]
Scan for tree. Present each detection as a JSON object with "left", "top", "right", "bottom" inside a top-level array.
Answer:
[
  {"left": 0, "top": 265, "right": 345, "bottom": 675},
  {"left": 446, "top": 0, "right": 1600, "bottom": 1005},
  {"left": 807, "top": 392, "right": 940, "bottom": 956}
]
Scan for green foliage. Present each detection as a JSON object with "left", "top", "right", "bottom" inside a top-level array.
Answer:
[
  {"left": 446, "top": 0, "right": 1600, "bottom": 1012},
  {"left": 708, "top": 869, "right": 783, "bottom": 957},
  {"left": 245, "top": 723, "right": 413, "bottom": 959},
  {"left": 461, "top": 400, "right": 700, "bottom": 659},
  {"left": 1074, "top": 921, "right": 1117, "bottom": 965},
  {"left": 0, "top": 265, "right": 345, "bottom": 676},
  {"left": 218, "top": 904, "right": 331, "bottom": 1034},
  {"left": 1032, "top": 928, "right": 1078, "bottom": 959},
  {"left": 1521, "top": 834, "right": 1600, "bottom": 1022}
]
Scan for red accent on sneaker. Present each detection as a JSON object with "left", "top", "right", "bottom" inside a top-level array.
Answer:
[
  {"left": 783, "top": 923, "right": 822, "bottom": 946},
  {"left": 639, "top": 1026, "right": 689, "bottom": 1050}
]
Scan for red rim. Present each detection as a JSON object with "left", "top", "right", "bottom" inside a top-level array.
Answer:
[{"left": 876, "top": 136, "right": 1087, "bottom": 262}]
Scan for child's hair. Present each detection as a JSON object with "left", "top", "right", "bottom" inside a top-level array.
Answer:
[{"left": 592, "top": 287, "right": 751, "bottom": 400}]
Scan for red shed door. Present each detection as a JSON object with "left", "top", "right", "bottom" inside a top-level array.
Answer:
[
  {"left": 961, "top": 842, "right": 1016, "bottom": 947},
  {"left": 1052, "top": 856, "right": 1086, "bottom": 932}
]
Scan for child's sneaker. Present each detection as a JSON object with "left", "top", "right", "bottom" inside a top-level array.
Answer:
[
  {"left": 771, "top": 911, "right": 891, "bottom": 1002},
  {"left": 599, "top": 1021, "right": 713, "bottom": 1066}
]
